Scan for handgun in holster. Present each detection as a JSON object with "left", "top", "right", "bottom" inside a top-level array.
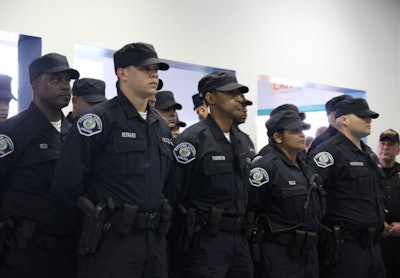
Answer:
[
  {"left": 77, "top": 195, "right": 107, "bottom": 255},
  {"left": 250, "top": 216, "right": 266, "bottom": 263},
  {"left": 324, "top": 225, "right": 344, "bottom": 266}
]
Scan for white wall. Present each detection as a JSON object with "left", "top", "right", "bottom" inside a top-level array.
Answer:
[{"left": 0, "top": 0, "right": 399, "bottom": 151}]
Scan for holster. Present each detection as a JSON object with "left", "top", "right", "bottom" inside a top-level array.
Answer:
[
  {"left": 77, "top": 196, "right": 107, "bottom": 255},
  {"left": 174, "top": 206, "right": 203, "bottom": 253},
  {"left": 321, "top": 225, "right": 345, "bottom": 266},
  {"left": 249, "top": 216, "right": 265, "bottom": 263}
]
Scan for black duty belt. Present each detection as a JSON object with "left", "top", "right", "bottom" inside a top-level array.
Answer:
[
  {"left": 111, "top": 211, "right": 161, "bottom": 230},
  {"left": 219, "top": 216, "right": 245, "bottom": 232},
  {"left": 31, "top": 232, "right": 75, "bottom": 252}
]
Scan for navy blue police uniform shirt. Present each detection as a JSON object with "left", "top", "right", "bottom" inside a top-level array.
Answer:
[
  {"left": 52, "top": 88, "right": 174, "bottom": 216},
  {"left": 307, "top": 131, "right": 385, "bottom": 232},
  {"left": 164, "top": 115, "right": 253, "bottom": 217},
  {"left": 236, "top": 129, "right": 256, "bottom": 158},
  {"left": 249, "top": 146, "right": 325, "bottom": 233},
  {"left": 0, "top": 102, "right": 72, "bottom": 235}
]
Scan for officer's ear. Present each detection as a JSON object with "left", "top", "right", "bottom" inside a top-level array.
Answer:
[
  {"left": 116, "top": 67, "right": 128, "bottom": 82},
  {"left": 204, "top": 92, "right": 215, "bottom": 105},
  {"left": 273, "top": 132, "right": 283, "bottom": 144}
]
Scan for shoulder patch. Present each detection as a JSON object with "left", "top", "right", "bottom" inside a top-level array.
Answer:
[
  {"left": 174, "top": 142, "right": 196, "bottom": 164},
  {"left": 313, "top": 151, "right": 334, "bottom": 168},
  {"left": 249, "top": 167, "right": 269, "bottom": 187},
  {"left": 77, "top": 113, "right": 103, "bottom": 137},
  {"left": 0, "top": 134, "right": 14, "bottom": 158}
]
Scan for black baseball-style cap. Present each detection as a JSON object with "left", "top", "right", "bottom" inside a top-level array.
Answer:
[
  {"left": 335, "top": 98, "right": 379, "bottom": 119},
  {"left": 192, "top": 93, "right": 205, "bottom": 110},
  {"left": 241, "top": 94, "right": 253, "bottom": 106},
  {"left": 29, "top": 53, "right": 80, "bottom": 83},
  {"left": 155, "top": 90, "right": 182, "bottom": 110},
  {"left": 325, "top": 94, "right": 353, "bottom": 115},
  {"left": 266, "top": 110, "right": 311, "bottom": 136},
  {"left": 270, "top": 104, "right": 306, "bottom": 120},
  {"left": 72, "top": 78, "right": 107, "bottom": 103},
  {"left": 0, "top": 73, "right": 16, "bottom": 100},
  {"left": 198, "top": 71, "right": 248, "bottom": 98},
  {"left": 380, "top": 129, "right": 400, "bottom": 143},
  {"left": 113, "top": 42, "right": 169, "bottom": 73}
]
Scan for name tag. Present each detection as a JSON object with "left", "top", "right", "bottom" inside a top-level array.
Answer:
[
  {"left": 121, "top": 132, "right": 136, "bottom": 138},
  {"left": 288, "top": 180, "right": 296, "bottom": 185},
  {"left": 350, "top": 161, "right": 364, "bottom": 166},
  {"left": 212, "top": 155, "right": 225, "bottom": 161},
  {"left": 39, "top": 143, "right": 48, "bottom": 149}
]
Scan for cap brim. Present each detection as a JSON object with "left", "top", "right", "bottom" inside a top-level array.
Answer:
[
  {"left": 0, "top": 90, "right": 16, "bottom": 100},
  {"left": 176, "top": 121, "right": 186, "bottom": 127},
  {"left": 354, "top": 110, "right": 379, "bottom": 119},
  {"left": 216, "top": 83, "right": 249, "bottom": 94},
  {"left": 242, "top": 100, "right": 253, "bottom": 106},
  {"left": 45, "top": 66, "right": 80, "bottom": 79},
  {"left": 380, "top": 135, "right": 399, "bottom": 143},
  {"left": 156, "top": 101, "right": 182, "bottom": 111},
  {"left": 139, "top": 58, "right": 169, "bottom": 71},
  {"left": 79, "top": 94, "right": 107, "bottom": 103}
]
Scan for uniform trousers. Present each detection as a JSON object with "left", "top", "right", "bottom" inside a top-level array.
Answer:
[
  {"left": 173, "top": 229, "right": 253, "bottom": 278},
  {"left": 321, "top": 239, "right": 385, "bottom": 278},
  {"left": 380, "top": 236, "right": 400, "bottom": 278},
  {"left": 0, "top": 238, "right": 78, "bottom": 278},
  {"left": 257, "top": 241, "right": 319, "bottom": 278},
  {"left": 79, "top": 228, "right": 168, "bottom": 278}
]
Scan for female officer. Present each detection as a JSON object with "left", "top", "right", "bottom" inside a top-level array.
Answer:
[{"left": 248, "top": 109, "right": 326, "bottom": 278}]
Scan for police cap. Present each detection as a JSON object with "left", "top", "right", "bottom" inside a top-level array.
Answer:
[
  {"left": 72, "top": 78, "right": 107, "bottom": 103},
  {"left": 198, "top": 71, "right": 248, "bottom": 98},
  {"left": 335, "top": 98, "right": 379, "bottom": 119}
]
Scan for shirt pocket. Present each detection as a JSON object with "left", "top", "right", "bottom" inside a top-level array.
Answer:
[
  {"left": 279, "top": 185, "right": 308, "bottom": 221},
  {"left": 159, "top": 142, "right": 173, "bottom": 182},
  {"left": 203, "top": 160, "right": 234, "bottom": 195},
  {"left": 348, "top": 167, "right": 372, "bottom": 195},
  {"left": 114, "top": 140, "right": 147, "bottom": 174}
]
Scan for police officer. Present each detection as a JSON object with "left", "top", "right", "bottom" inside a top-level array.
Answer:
[
  {"left": 377, "top": 129, "right": 400, "bottom": 278},
  {"left": 52, "top": 42, "right": 173, "bottom": 278},
  {"left": 232, "top": 95, "right": 255, "bottom": 157},
  {"left": 248, "top": 109, "right": 325, "bottom": 278},
  {"left": 192, "top": 92, "right": 208, "bottom": 120},
  {"left": 66, "top": 78, "right": 107, "bottom": 123},
  {"left": 0, "top": 53, "right": 80, "bottom": 278},
  {"left": 155, "top": 90, "right": 182, "bottom": 128},
  {"left": 257, "top": 103, "right": 306, "bottom": 157},
  {"left": 0, "top": 74, "right": 16, "bottom": 124},
  {"left": 307, "top": 94, "right": 353, "bottom": 153},
  {"left": 165, "top": 71, "right": 254, "bottom": 277},
  {"left": 307, "top": 98, "right": 385, "bottom": 278}
]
